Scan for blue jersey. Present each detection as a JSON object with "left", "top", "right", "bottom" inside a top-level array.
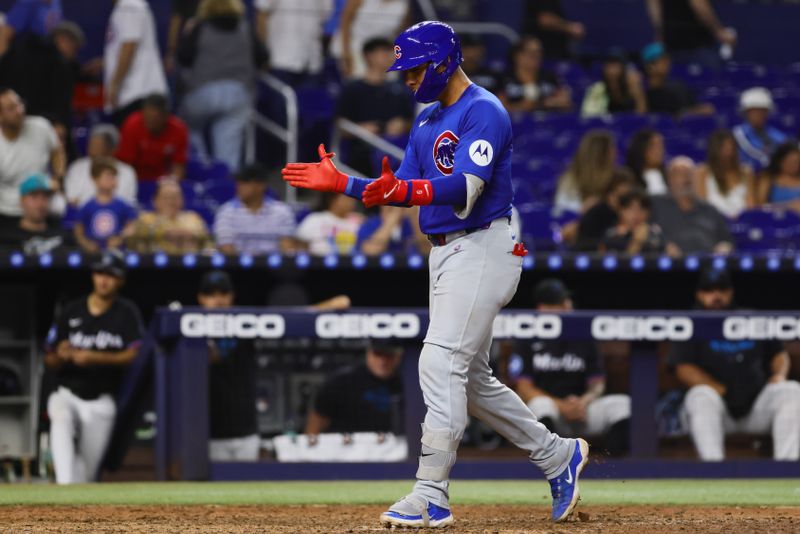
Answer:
[
  {"left": 395, "top": 84, "right": 514, "bottom": 234},
  {"left": 78, "top": 197, "right": 137, "bottom": 247}
]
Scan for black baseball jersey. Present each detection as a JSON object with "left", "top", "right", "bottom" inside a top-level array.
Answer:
[
  {"left": 46, "top": 297, "right": 144, "bottom": 400},
  {"left": 516, "top": 339, "right": 604, "bottom": 398},
  {"left": 669, "top": 336, "right": 783, "bottom": 418},
  {"left": 314, "top": 364, "right": 404, "bottom": 434},
  {"left": 208, "top": 338, "right": 257, "bottom": 439}
]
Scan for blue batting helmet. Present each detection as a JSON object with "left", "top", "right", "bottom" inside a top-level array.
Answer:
[{"left": 388, "top": 21, "right": 463, "bottom": 103}]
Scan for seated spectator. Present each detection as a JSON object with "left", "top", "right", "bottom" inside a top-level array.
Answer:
[
  {"left": 0, "top": 88, "right": 65, "bottom": 222},
  {"left": 574, "top": 168, "right": 635, "bottom": 251},
  {"left": 177, "top": 0, "right": 267, "bottom": 173},
  {"left": 297, "top": 193, "right": 363, "bottom": 256},
  {"left": 335, "top": 37, "right": 414, "bottom": 175},
  {"left": 44, "top": 250, "right": 143, "bottom": 483},
  {"left": 116, "top": 94, "right": 188, "bottom": 181},
  {"left": 696, "top": 129, "right": 755, "bottom": 218},
  {"left": 758, "top": 143, "right": 800, "bottom": 211},
  {"left": 671, "top": 268, "right": 800, "bottom": 461},
  {"left": 732, "top": 87, "right": 788, "bottom": 171},
  {"left": 356, "top": 206, "right": 430, "bottom": 256},
  {"left": 554, "top": 129, "right": 617, "bottom": 214},
  {"left": 625, "top": 128, "right": 667, "bottom": 195},
  {"left": 651, "top": 156, "right": 733, "bottom": 255},
  {"left": 305, "top": 342, "right": 404, "bottom": 435},
  {"left": 520, "top": 0, "right": 584, "bottom": 60},
  {"left": 73, "top": 158, "right": 138, "bottom": 253},
  {"left": 213, "top": 164, "right": 297, "bottom": 255},
  {"left": 641, "top": 42, "right": 714, "bottom": 117},
  {"left": 64, "top": 124, "right": 137, "bottom": 208},
  {"left": 600, "top": 188, "right": 666, "bottom": 254},
  {"left": 0, "top": 173, "right": 71, "bottom": 254},
  {"left": 196, "top": 270, "right": 259, "bottom": 462},
  {"left": 498, "top": 36, "right": 571, "bottom": 113},
  {"left": 460, "top": 34, "right": 500, "bottom": 94},
  {"left": 512, "top": 279, "right": 630, "bottom": 456},
  {"left": 128, "top": 179, "right": 211, "bottom": 254},
  {"left": 581, "top": 49, "right": 646, "bottom": 117}
]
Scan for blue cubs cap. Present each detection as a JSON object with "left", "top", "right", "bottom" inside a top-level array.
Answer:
[
  {"left": 19, "top": 173, "right": 52, "bottom": 196},
  {"left": 388, "top": 21, "right": 463, "bottom": 103},
  {"left": 641, "top": 42, "right": 666, "bottom": 64}
]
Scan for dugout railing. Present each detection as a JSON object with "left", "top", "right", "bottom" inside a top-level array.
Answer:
[{"left": 148, "top": 307, "right": 800, "bottom": 481}]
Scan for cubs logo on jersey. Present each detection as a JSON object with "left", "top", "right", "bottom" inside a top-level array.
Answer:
[
  {"left": 433, "top": 130, "right": 459, "bottom": 175},
  {"left": 91, "top": 210, "right": 117, "bottom": 239}
]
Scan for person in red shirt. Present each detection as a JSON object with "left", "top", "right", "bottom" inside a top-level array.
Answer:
[{"left": 115, "top": 93, "right": 188, "bottom": 181}]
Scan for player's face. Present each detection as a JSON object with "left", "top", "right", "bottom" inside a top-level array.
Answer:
[
  {"left": 696, "top": 288, "right": 733, "bottom": 310},
  {"left": 403, "top": 63, "right": 429, "bottom": 94},
  {"left": 198, "top": 291, "right": 234, "bottom": 309},
  {"left": 366, "top": 349, "right": 402, "bottom": 380},
  {"left": 92, "top": 272, "right": 123, "bottom": 298}
]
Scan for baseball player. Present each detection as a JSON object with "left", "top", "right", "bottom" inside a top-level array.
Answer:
[{"left": 282, "top": 21, "right": 588, "bottom": 527}]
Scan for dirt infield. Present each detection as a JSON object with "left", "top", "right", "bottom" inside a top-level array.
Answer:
[{"left": 2, "top": 504, "right": 799, "bottom": 533}]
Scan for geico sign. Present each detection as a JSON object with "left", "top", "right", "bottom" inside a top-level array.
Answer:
[
  {"left": 180, "top": 313, "right": 285, "bottom": 338},
  {"left": 591, "top": 316, "right": 693, "bottom": 341},
  {"left": 493, "top": 314, "right": 562, "bottom": 339},
  {"left": 316, "top": 313, "right": 420, "bottom": 338},
  {"left": 723, "top": 316, "right": 800, "bottom": 340}
]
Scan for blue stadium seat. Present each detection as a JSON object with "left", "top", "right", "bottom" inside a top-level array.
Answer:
[{"left": 185, "top": 158, "right": 231, "bottom": 182}]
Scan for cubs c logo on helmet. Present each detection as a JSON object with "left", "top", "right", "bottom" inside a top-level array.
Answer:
[
  {"left": 433, "top": 130, "right": 459, "bottom": 175},
  {"left": 394, "top": 45, "right": 402, "bottom": 59}
]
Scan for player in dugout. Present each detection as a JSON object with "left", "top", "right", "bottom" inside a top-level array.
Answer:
[
  {"left": 282, "top": 20, "right": 588, "bottom": 527},
  {"left": 44, "top": 250, "right": 144, "bottom": 484}
]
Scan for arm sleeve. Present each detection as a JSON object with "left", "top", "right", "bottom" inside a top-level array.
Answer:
[
  {"left": 451, "top": 100, "right": 510, "bottom": 183},
  {"left": 44, "top": 305, "right": 71, "bottom": 351}
]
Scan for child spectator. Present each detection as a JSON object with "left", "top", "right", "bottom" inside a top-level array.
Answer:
[
  {"left": 696, "top": 129, "right": 755, "bottom": 218},
  {"left": 733, "top": 87, "right": 788, "bottom": 171},
  {"left": 554, "top": 129, "right": 617, "bottom": 214},
  {"left": 581, "top": 49, "right": 646, "bottom": 117},
  {"left": 74, "top": 158, "right": 137, "bottom": 253},
  {"left": 625, "top": 129, "right": 667, "bottom": 195},
  {"left": 297, "top": 193, "right": 363, "bottom": 256},
  {"left": 498, "top": 36, "right": 571, "bottom": 113},
  {"left": 600, "top": 188, "right": 666, "bottom": 254},
  {"left": 128, "top": 179, "right": 212, "bottom": 254},
  {"left": 574, "top": 168, "right": 636, "bottom": 251},
  {"left": 759, "top": 143, "right": 800, "bottom": 211}
]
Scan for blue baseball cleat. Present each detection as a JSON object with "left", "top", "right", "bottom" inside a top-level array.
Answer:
[
  {"left": 380, "top": 494, "right": 454, "bottom": 528},
  {"left": 549, "top": 438, "right": 589, "bottom": 522}
]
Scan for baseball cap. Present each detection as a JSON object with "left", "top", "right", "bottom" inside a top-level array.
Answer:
[
  {"left": 19, "top": 173, "right": 52, "bottom": 196},
  {"left": 91, "top": 250, "right": 127, "bottom": 278},
  {"left": 199, "top": 270, "right": 234, "bottom": 294},
  {"left": 236, "top": 164, "right": 269, "bottom": 183},
  {"left": 739, "top": 87, "right": 774, "bottom": 113},
  {"left": 697, "top": 268, "right": 733, "bottom": 291},
  {"left": 50, "top": 20, "right": 86, "bottom": 48},
  {"left": 368, "top": 341, "right": 404, "bottom": 356},
  {"left": 533, "top": 279, "right": 571, "bottom": 306},
  {"left": 641, "top": 42, "right": 666, "bottom": 64}
]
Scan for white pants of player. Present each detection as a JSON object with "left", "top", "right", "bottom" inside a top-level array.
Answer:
[
  {"left": 209, "top": 434, "right": 261, "bottom": 461},
  {"left": 412, "top": 219, "right": 574, "bottom": 507},
  {"left": 47, "top": 386, "right": 116, "bottom": 484},
  {"left": 683, "top": 382, "right": 800, "bottom": 461},
  {"left": 527, "top": 394, "right": 631, "bottom": 437}
]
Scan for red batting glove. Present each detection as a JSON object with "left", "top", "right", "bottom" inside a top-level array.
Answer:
[
  {"left": 362, "top": 156, "right": 409, "bottom": 208},
  {"left": 281, "top": 144, "right": 349, "bottom": 193}
]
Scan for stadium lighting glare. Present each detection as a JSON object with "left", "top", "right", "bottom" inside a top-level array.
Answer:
[
  {"left": 547, "top": 255, "right": 562, "bottom": 270},
  {"left": 295, "top": 253, "right": 311, "bottom": 269},
  {"left": 630, "top": 256, "right": 645, "bottom": 271},
  {"left": 602, "top": 255, "right": 617, "bottom": 270},
  {"left": 239, "top": 254, "right": 254, "bottom": 268},
  {"left": 211, "top": 253, "right": 226, "bottom": 268},
  {"left": 154, "top": 253, "right": 168, "bottom": 268},
  {"left": 574, "top": 255, "right": 590, "bottom": 270},
  {"left": 521, "top": 255, "right": 535, "bottom": 270},
  {"left": 712, "top": 256, "right": 726, "bottom": 270},
  {"left": 794, "top": 256, "right": 800, "bottom": 271},
  {"left": 182, "top": 254, "right": 197, "bottom": 268},
  {"left": 67, "top": 252, "right": 82, "bottom": 267},
  {"left": 267, "top": 253, "right": 282, "bottom": 268},
  {"left": 407, "top": 254, "right": 424, "bottom": 269},
  {"left": 323, "top": 254, "right": 338, "bottom": 269},
  {"left": 352, "top": 253, "right": 367, "bottom": 269},
  {"left": 766, "top": 256, "right": 781, "bottom": 271},
  {"left": 10, "top": 252, "right": 23, "bottom": 267},
  {"left": 657, "top": 256, "right": 672, "bottom": 271},
  {"left": 379, "top": 254, "right": 395, "bottom": 269},
  {"left": 38, "top": 253, "right": 52, "bottom": 267},
  {"left": 684, "top": 256, "right": 700, "bottom": 270},
  {"left": 126, "top": 253, "right": 140, "bottom": 267},
  {"left": 739, "top": 256, "right": 754, "bottom": 271}
]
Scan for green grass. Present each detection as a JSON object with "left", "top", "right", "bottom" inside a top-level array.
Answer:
[{"left": 0, "top": 480, "right": 799, "bottom": 506}]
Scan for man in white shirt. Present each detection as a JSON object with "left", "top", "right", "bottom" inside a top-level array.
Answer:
[
  {"left": 0, "top": 88, "right": 65, "bottom": 222},
  {"left": 104, "top": 0, "right": 168, "bottom": 126},
  {"left": 255, "top": 0, "right": 332, "bottom": 86},
  {"left": 64, "top": 123, "right": 137, "bottom": 208}
]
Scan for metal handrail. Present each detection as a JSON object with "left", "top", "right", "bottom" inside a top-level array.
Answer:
[
  {"left": 247, "top": 72, "right": 299, "bottom": 203},
  {"left": 330, "top": 118, "right": 406, "bottom": 173},
  {"left": 415, "top": 0, "right": 520, "bottom": 44}
]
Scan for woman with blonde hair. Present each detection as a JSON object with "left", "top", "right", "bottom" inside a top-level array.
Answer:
[
  {"left": 554, "top": 130, "right": 618, "bottom": 215},
  {"left": 177, "top": 0, "right": 267, "bottom": 172},
  {"left": 696, "top": 129, "right": 755, "bottom": 218}
]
